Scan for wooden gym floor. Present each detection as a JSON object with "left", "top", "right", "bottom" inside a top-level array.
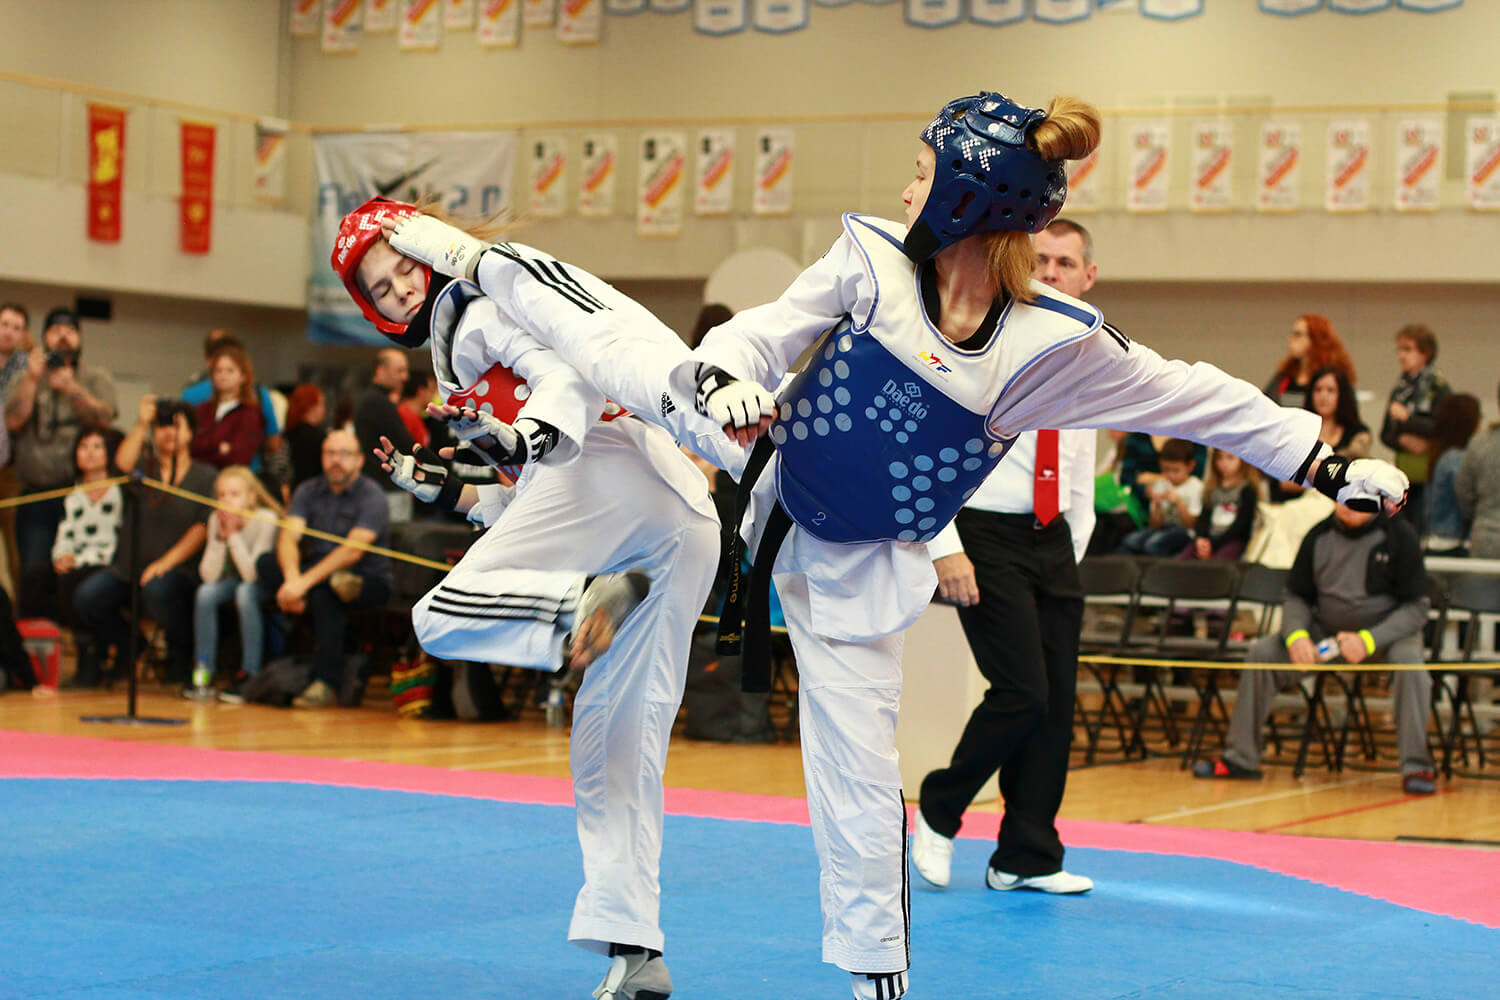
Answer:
[{"left": 4, "top": 676, "right": 1497, "bottom": 849}]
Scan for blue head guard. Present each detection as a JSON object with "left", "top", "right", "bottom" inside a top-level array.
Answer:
[{"left": 903, "top": 92, "right": 1069, "bottom": 262}]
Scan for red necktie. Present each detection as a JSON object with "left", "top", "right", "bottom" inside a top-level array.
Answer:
[{"left": 1034, "top": 429, "right": 1060, "bottom": 526}]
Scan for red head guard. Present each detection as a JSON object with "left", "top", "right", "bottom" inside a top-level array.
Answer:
[{"left": 330, "top": 196, "right": 430, "bottom": 336}]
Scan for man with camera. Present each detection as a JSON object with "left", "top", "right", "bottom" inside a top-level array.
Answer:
[{"left": 4, "top": 308, "right": 116, "bottom": 575}]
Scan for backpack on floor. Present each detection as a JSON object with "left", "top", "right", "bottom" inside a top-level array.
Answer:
[{"left": 240, "top": 656, "right": 312, "bottom": 707}]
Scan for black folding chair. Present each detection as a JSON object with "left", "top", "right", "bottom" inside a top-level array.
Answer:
[
  {"left": 1075, "top": 556, "right": 1142, "bottom": 763},
  {"left": 1126, "top": 559, "right": 1240, "bottom": 758},
  {"left": 1432, "top": 572, "right": 1500, "bottom": 775},
  {"left": 1184, "top": 563, "right": 1287, "bottom": 768}
]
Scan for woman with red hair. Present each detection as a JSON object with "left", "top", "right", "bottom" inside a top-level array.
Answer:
[
  {"left": 1264, "top": 313, "right": 1357, "bottom": 410},
  {"left": 282, "top": 384, "right": 327, "bottom": 494},
  {"left": 1264, "top": 314, "right": 1357, "bottom": 501}
]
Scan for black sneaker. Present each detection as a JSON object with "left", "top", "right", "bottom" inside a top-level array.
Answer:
[
  {"left": 1192, "top": 757, "right": 1263, "bottom": 780},
  {"left": 1402, "top": 770, "right": 1437, "bottom": 795},
  {"left": 218, "top": 675, "right": 250, "bottom": 704}
]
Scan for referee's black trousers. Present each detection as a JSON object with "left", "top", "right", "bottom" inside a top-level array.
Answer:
[{"left": 918, "top": 508, "right": 1083, "bottom": 878}]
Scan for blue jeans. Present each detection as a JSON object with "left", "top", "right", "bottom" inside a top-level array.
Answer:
[
  {"left": 194, "top": 578, "right": 265, "bottom": 676},
  {"left": 15, "top": 492, "right": 65, "bottom": 576},
  {"left": 1119, "top": 525, "right": 1193, "bottom": 557},
  {"left": 72, "top": 568, "right": 198, "bottom": 682}
]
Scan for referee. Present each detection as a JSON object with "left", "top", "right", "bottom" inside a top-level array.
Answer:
[{"left": 910, "top": 218, "right": 1103, "bottom": 894}]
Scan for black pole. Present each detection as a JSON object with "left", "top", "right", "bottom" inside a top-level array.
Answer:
[{"left": 81, "top": 471, "right": 186, "bottom": 727}]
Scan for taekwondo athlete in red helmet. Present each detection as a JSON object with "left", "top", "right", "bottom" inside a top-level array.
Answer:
[{"left": 333, "top": 195, "right": 720, "bottom": 1000}]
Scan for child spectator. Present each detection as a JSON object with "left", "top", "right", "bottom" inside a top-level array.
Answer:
[
  {"left": 1380, "top": 324, "right": 1450, "bottom": 534},
  {"left": 1119, "top": 438, "right": 1203, "bottom": 556},
  {"left": 187, "top": 466, "right": 281, "bottom": 701},
  {"left": 190, "top": 343, "right": 266, "bottom": 471},
  {"left": 1183, "top": 450, "right": 1259, "bottom": 561}
]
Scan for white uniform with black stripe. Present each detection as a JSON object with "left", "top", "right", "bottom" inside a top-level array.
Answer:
[
  {"left": 475, "top": 219, "right": 1324, "bottom": 983},
  {"left": 407, "top": 268, "right": 720, "bottom": 958}
]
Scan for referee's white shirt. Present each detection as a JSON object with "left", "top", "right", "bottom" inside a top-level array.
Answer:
[{"left": 927, "top": 428, "right": 1097, "bottom": 565}]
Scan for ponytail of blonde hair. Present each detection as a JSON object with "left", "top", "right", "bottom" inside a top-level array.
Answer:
[
  {"left": 215, "top": 465, "right": 284, "bottom": 518},
  {"left": 986, "top": 96, "right": 1103, "bottom": 304}
]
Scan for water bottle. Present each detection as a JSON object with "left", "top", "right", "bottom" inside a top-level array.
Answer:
[
  {"left": 1315, "top": 636, "right": 1340, "bottom": 663},
  {"left": 545, "top": 684, "right": 566, "bottom": 727}
]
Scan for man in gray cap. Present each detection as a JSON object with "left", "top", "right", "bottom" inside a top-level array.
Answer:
[{"left": 5, "top": 307, "right": 117, "bottom": 574}]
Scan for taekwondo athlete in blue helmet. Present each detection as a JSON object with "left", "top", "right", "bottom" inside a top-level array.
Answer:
[{"left": 380, "top": 92, "right": 1410, "bottom": 1000}]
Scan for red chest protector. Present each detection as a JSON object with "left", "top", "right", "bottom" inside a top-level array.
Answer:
[{"left": 444, "top": 362, "right": 628, "bottom": 480}]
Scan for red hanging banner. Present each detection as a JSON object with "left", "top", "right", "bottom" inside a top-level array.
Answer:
[
  {"left": 87, "top": 103, "right": 126, "bottom": 242},
  {"left": 179, "top": 120, "right": 216, "bottom": 254}
]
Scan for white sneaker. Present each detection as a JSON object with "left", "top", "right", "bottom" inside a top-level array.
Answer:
[
  {"left": 592, "top": 951, "right": 672, "bottom": 1000},
  {"left": 909, "top": 810, "right": 954, "bottom": 888},
  {"left": 985, "top": 867, "right": 1093, "bottom": 894},
  {"left": 851, "top": 970, "right": 907, "bottom": 1000}
]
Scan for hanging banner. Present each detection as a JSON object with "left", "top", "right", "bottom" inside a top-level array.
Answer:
[
  {"left": 1258, "top": 0, "right": 1321, "bottom": 12},
  {"left": 478, "top": 0, "right": 521, "bottom": 44},
  {"left": 1393, "top": 118, "right": 1442, "bottom": 212},
  {"left": 1142, "top": 0, "right": 1203, "bottom": 17},
  {"left": 1329, "top": 0, "right": 1390, "bottom": 11},
  {"left": 608, "top": 0, "right": 648, "bottom": 12},
  {"left": 312, "top": 131, "right": 515, "bottom": 345},
  {"left": 322, "top": 0, "right": 362, "bottom": 51},
  {"left": 970, "top": 0, "right": 1024, "bottom": 25},
  {"left": 650, "top": 0, "right": 692, "bottom": 11},
  {"left": 252, "top": 118, "right": 289, "bottom": 203},
  {"left": 637, "top": 132, "right": 687, "bottom": 236},
  {"left": 753, "top": 0, "right": 809, "bottom": 32},
  {"left": 291, "top": 0, "right": 322, "bottom": 36},
  {"left": 558, "top": 0, "right": 603, "bottom": 41},
  {"left": 179, "top": 121, "right": 216, "bottom": 255},
  {"left": 1190, "top": 120, "right": 1233, "bottom": 212},
  {"left": 401, "top": 0, "right": 442, "bottom": 47},
  {"left": 528, "top": 135, "right": 567, "bottom": 218},
  {"left": 86, "top": 103, "right": 126, "bottom": 243},
  {"left": 525, "top": 0, "right": 558, "bottom": 25},
  {"left": 1063, "top": 149, "right": 1100, "bottom": 213},
  {"left": 366, "top": 0, "right": 399, "bottom": 31},
  {"left": 1126, "top": 122, "right": 1170, "bottom": 213},
  {"left": 578, "top": 134, "right": 617, "bottom": 217},
  {"left": 1256, "top": 121, "right": 1302, "bottom": 213},
  {"left": 445, "top": 0, "right": 476, "bottom": 27},
  {"left": 694, "top": 0, "right": 747, "bottom": 33},
  {"left": 1397, "top": 0, "right": 1461, "bottom": 9},
  {"left": 1466, "top": 117, "right": 1500, "bottom": 211},
  {"left": 1325, "top": 119, "right": 1371, "bottom": 212},
  {"left": 695, "top": 129, "right": 735, "bottom": 215},
  {"left": 905, "top": 0, "right": 961, "bottom": 27},
  {"left": 754, "top": 129, "right": 794, "bottom": 215},
  {"left": 1033, "top": 0, "right": 1090, "bottom": 23},
  {"left": 815, "top": 0, "right": 854, "bottom": 6}
]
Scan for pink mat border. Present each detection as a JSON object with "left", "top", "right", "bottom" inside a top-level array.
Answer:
[{"left": 4, "top": 729, "right": 1497, "bottom": 929}]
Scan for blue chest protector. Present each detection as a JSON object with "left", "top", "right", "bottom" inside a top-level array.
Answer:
[{"left": 770, "top": 318, "right": 1012, "bottom": 545}]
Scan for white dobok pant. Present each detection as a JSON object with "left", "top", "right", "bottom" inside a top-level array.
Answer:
[{"left": 411, "top": 417, "right": 720, "bottom": 955}]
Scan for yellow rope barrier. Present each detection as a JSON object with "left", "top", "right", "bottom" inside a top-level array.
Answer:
[
  {"left": 1079, "top": 654, "right": 1498, "bottom": 673},
  {"left": 0, "top": 476, "right": 132, "bottom": 509},
  {"left": 135, "top": 476, "right": 457, "bottom": 573}
]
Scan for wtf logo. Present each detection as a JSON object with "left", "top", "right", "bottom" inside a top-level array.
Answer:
[{"left": 918, "top": 351, "right": 952, "bottom": 374}]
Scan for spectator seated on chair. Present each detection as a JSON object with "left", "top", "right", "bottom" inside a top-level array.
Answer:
[
  {"left": 1118, "top": 438, "right": 1203, "bottom": 557},
  {"left": 1193, "top": 502, "right": 1436, "bottom": 795},
  {"left": 19, "top": 426, "right": 124, "bottom": 688},
  {"left": 1179, "top": 449, "right": 1259, "bottom": 563},
  {"left": 186, "top": 465, "right": 281, "bottom": 702},
  {"left": 256, "top": 429, "right": 392, "bottom": 709},
  {"left": 70, "top": 396, "right": 214, "bottom": 689}
]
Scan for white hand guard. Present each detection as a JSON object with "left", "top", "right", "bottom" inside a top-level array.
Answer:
[
  {"left": 386, "top": 214, "right": 487, "bottom": 280},
  {"left": 445, "top": 409, "right": 561, "bottom": 472},
  {"left": 694, "top": 365, "right": 776, "bottom": 433},
  {"left": 387, "top": 444, "right": 463, "bottom": 510},
  {"left": 1310, "top": 455, "right": 1410, "bottom": 513}
]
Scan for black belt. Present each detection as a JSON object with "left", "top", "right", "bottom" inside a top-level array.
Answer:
[{"left": 716, "top": 436, "right": 790, "bottom": 694}]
